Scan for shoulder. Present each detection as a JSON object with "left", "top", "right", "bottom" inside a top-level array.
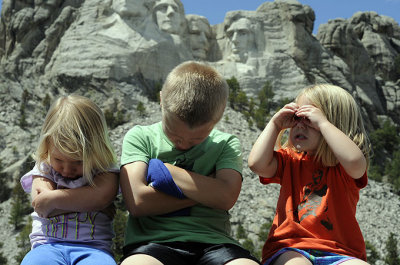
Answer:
[{"left": 209, "top": 129, "right": 241, "bottom": 145}]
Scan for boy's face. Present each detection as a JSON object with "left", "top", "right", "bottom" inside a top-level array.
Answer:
[{"left": 162, "top": 113, "right": 214, "bottom": 151}]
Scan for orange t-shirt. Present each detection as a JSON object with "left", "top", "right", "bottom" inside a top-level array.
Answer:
[{"left": 259, "top": 149, "right": 367, "bottom": 264}]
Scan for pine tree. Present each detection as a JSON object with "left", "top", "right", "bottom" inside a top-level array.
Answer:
[
  {"left": 385, "top": 233, "right": 400, "bottom": 265},
  {"left": 9, "top": 180, "right": 31, "bottom": 230}
]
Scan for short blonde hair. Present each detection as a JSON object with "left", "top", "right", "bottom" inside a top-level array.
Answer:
[
  {"left": 35, "top": 95, "right": 116, "bottom": 186},
  {"left": 279, "top": 84, "right": 371, "bottom": 167},
  {"left": 161, "top": 61, "right": 229, "bottom": 127}
]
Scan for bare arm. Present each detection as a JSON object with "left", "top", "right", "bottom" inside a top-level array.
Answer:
[
  {"left": 248, "top": 102, "right": 298, "bottom": 177},
  {"left": 120, "top": 161, "right": 197, "bottom": 217},
  {"left": 32, "top": 172, "right": 118, "bottom": 218},
  {"left": 296, "top": 105, "right": 367, "bottom": 179},
  {"left": 165, "top": 164, "right": 242, "bottom": 211}
]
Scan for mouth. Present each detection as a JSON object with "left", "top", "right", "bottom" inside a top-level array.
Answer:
[{"left": 295, "top": 133, "right": 307, "bottom": 141}]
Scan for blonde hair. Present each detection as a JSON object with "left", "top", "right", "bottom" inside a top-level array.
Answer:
[
  {"left": 161, "top": 61, "right": 229, "bottom": 127},
  {"left": 278, "top": 84, "right": 371, "bottom": 167},
  {"left": 35, "top": 95, "right": 116, "bottom": 186}
]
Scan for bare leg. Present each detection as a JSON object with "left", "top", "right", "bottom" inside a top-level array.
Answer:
[
  {"left": 272, "top": 250, "right": 312, "bottom": 265},
  {"left": 226, "top": 258, "right": 261, "bottom": 265},
  {"left": 120, "top": 254, "right": 164, "bottom": 265}
]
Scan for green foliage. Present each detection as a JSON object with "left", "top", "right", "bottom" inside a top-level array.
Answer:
[
  {"left": 148, "top": 81, "right": 163, "bottom": 102},
  {"left": 385, "top": 233, "right": 400, "bottom": 265},
  {"left": 258, "top": 221, "right": 272, "bottom": 241},
  {"left": 365, "top": 240, "right": 380, "bottom": 265},
  {"left": 104, "top": 99, "right": 127, "bottom": 129},
  {"left": 42, "top": 93, "right": 51, "bottom": 111},
  {"left": 236, "top": 223, "right": 246, "bottom": 239},
  {"left": 9, "top": 180, "right": 31, "bottom": 230},
  {"left": 19, "top": 90, "right": 30, "bottom": 128},
  {"left": 112, "top": 208, "right": 128, "bottom": 262},
  {"left": 226, "top": 77, "right": 277, "bottom": 130},
  {"left": 136, "top": 101, "right": 147, "bottom": 117},
  {"left": 15, "top": 217, "right": 32, "bottom": 264},
  {"left": 0, "top": 162, "right": 11, "bottom": 202},
  {"left": 394, "top": 54, "right": 400, "bottom": 80},
  {"left": 385, "top": 150, "right": 400, "bottom": 193},
  {"left": 227, "top": 77, "right": 243, "bottom": 110},
  {"left": 0, "top": 242, "right": 8, "bottom": 265},
  {"left": 368, "top": 119, "right": 400, "bottom": 191}
]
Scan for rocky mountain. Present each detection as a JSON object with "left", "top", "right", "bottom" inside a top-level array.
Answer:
[{"left": 0, "top": 0, "right": 399, "bottom": 264}]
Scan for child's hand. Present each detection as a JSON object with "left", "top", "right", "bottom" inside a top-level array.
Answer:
[
  {"left": 295, "top": 105, "right": 328, "bottom": 130},
  {"left": 32, "top": 187, "right": 57, "bottom": 218},
  {"left": 271, "top": 102, "right": 298, "bottom": 130}
]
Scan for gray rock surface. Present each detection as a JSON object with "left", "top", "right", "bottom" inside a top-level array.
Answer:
[{"left": 0, "top": 0, "right": 399, "bottom": 264}]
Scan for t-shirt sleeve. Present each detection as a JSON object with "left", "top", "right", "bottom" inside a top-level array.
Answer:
[
  {"left": 120, "top": 126, "right": 151, "bottom": 167},
  {"left": 20, "top": 163, "right": 54, "bottom": 193},
  {"left": 259, "top": 149, "right": 285, "bottom": 185},
  {"left": 215, "top": 135, "right": 243, "bottom": 175}
]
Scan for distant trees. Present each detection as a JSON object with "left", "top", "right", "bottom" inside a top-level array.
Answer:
[
  {"left": 385, "top": 233, "right": 400, "bottom": 265},
  {"left": 368, "top": 119, "right": 400, "bottom": 194},
  {"left": 227, "top": 77, "right": 288, "bottom": 130}
]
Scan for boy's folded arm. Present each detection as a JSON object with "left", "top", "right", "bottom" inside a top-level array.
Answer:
[
  {"left": 120, "top": 161, "right": 196, "bottom": 217},
  {"left": 165, "top": 164, "right": 242, "bottom": 211}
]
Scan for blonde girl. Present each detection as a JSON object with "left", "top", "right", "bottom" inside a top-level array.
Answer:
[
  {"left": 20, "top": 95, "right": 119, "bottom": 265},
  {"left": 248, "top": 84, "right": 371, "bottom": 265}
]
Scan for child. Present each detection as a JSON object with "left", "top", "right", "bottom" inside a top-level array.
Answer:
[
  {"left": 119, "top": 61, "right": 260, "bottom": 265},
  {"left": 20, "top": 95, "right": 119, "bottom": 265},
  {"left": 248, "top": 84, "right": 371, "bottom": 265}
]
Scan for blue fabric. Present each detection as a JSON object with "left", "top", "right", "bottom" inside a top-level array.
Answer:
[
  {"left": 20, "top": 243, "right": 116, "bottom": 265},
  {"left": 147, "top": 159, "right": 190, "bottom": 216},
  {"left": 147, "top": 159, "right": 186, "bottom": 199},
  {"left": 263, "top": 248, "right": 355, "bottom": 265}
]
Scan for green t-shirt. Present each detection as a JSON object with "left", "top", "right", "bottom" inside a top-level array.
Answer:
[{"left": 121, "top": 122, "right": 243, "bottom": 246}]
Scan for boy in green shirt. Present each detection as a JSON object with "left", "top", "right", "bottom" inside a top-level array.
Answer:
[{"left": 120, "top": 61, "right": 260, "bottom": 265}]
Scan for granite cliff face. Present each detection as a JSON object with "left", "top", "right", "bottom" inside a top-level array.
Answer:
[{"left": 0, "top": 0, "right": 399, "bottom": 264}]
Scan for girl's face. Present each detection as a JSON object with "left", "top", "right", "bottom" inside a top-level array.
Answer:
[
  {"left": 49, "top": 146, "right": 83, "bottom": 179},
  {"left": 289, "top": 95, "right": 322, "bottom": 155}
]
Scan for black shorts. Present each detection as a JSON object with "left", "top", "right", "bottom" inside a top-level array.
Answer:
[{"left": 121, "top": 242, "right": 261, "bottom": 265}]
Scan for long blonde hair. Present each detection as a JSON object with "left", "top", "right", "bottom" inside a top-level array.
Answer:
[
  {"left": 35, "top": 95, "right": 116, "bottom": 186},
  {"left": 278, "top": 84, "right": 370, "bottom": 167}
]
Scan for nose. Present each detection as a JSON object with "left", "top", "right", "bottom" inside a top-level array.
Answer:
[
  {"left": 62, "top": 164, "right": 75, "bottom": 177},
  {"left": 166, "top": 5, "right": 174, "bottom": 16},
  {"left": 295, "top": 120, "right": 306, "bottom": 129},
  {"left": 199, "top": 32, "right": 207, "bottom": 44},
  {"left": 231, "top": 31, "right": 238, "bottom": 43}
]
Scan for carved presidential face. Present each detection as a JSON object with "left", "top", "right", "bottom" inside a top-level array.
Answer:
[
  {"left": 112, "top": 0, "right": 148, "bottom": 19},
  {"left": 226, "top": 18, "right": 253, "bottom": 62},
  {"left": 188, "top": 16, "right": 211, "bottom": 60},
  {"left": 154, "top": 0, "right": 184, "bottom": 35}
]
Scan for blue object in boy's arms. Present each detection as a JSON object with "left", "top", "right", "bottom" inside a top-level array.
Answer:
[
  {"left": 147, "top": 158, "right": 186, "bottom": 199},
  {"left": 147, "top": 159, "right": 190, "bottom": 216}
]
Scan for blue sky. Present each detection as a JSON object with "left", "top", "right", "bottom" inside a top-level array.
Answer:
[
  {"left": 0, "top": 0, "right": 399, "bottom": 35},
  {"left": 181, "top": 0, "right": 400, "bottom": 34}
]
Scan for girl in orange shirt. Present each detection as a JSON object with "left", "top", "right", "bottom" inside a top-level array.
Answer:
[{"left": 248, "top": 84, "right": 371, "bottom": 265}]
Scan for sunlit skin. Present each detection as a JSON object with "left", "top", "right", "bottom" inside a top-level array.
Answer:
[
  {"left": 162, "top": 113, "right": 215, "bottom": 151},
  {"left": 49, "top": 146, "right": 83, "bottom": 179},
  {"left": 289, "top": 95, "right": 323, "bottom": 155}
]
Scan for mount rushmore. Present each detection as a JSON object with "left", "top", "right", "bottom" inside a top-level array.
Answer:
[{"left": 0, "top": 0, "right": 399, "bottom": 264}]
